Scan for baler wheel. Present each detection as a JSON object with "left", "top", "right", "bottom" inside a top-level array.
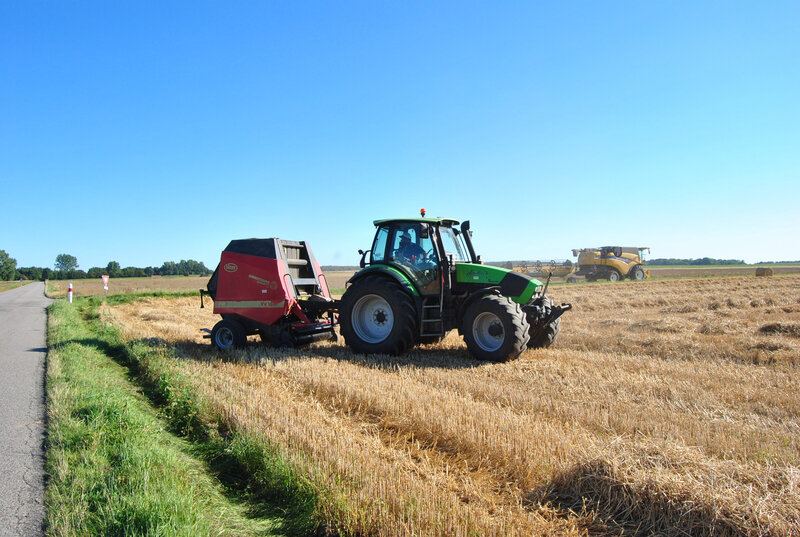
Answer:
[
  {"left": 211, "top": 319, "right": 246, "bottom": 351},
  {"left": 340, "top": 275, "right": 417, "bottom": 355},
  {"left": 462, "top": 295, "right": 530, "bottom": 362}
]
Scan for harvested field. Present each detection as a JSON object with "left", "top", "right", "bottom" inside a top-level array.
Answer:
[
  {"left": 46, "top": 272, "right": 358, "bottom": 299},
  {"left": 0, "top": 280, "right": 31, "bottom": 293},
  {"left": 320, "top": 270, "right": 356, "bottom": 293},
  {"left": 648, "top": 265, "right": 800, "bottom": 279},
  {"left": 47, "top": 276, "right": 209, "bottom": 298},
  {"left": 101, "top": 275, "right": 800, "bottom": 535}
]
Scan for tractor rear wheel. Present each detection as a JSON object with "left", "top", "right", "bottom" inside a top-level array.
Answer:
[
  {"left": 340, "top": 275, "right": 417, "bottom": 355},
  {"left": 211, "top": 319, "right": 246, "bottom": 351},
  {"left": 462, "top": 295, "right": 530, "bottom": 362}
]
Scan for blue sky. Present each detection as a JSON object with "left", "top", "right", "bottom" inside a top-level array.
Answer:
[{"left": 2, "top": 2, "right": 798, "bottom": 269}]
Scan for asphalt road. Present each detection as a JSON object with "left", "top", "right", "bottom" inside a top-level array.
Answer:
[{"left": 0, "top": 283, "right": 50, "bottom": 537}]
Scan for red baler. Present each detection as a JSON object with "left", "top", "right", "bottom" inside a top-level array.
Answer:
[{"left": 202, "top": 238, "right": 337, "bottom": 349}]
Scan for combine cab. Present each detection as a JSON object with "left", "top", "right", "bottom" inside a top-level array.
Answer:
[{"left": 202, "top": 239, "right": 337, "bottom": 350}]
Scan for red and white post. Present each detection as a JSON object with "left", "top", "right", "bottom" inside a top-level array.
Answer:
[{"left": 68, "top": 282, "right": 73, "bottom": 303}]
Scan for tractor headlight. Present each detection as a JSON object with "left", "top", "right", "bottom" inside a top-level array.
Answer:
[{"left": 535, "top": 284, "right": 543, "bottom": 295}]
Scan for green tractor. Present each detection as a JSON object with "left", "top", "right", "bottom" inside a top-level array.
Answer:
[{"left": 340, "top": 212, "right": 571, "bottom": 362}]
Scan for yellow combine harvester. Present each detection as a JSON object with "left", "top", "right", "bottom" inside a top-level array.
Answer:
[{"left": 568, "top": 246, "right": 650, "bottom": 282}]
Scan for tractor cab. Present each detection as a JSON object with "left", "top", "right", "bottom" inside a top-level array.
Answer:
[{"left": 360, "top": 215, "right": 477, "bottom": 296}]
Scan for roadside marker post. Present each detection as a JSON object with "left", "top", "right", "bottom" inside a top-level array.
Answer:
[
  {"left": 102, "top": 275, "right": 109, "bottom": 295},
  {"left": 68, "top": 282, "right": 73, "bottom": 303}
]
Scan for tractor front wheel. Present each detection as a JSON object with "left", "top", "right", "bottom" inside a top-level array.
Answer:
[
  {"left": 630, "top": 265, "right": 646, "bottom": 280},
  {"left": 340, "top": 275, "right": 417, "bottom": 355},
  {"left": 528, "top": 297, "right": 561, "bottom": 349},
  {"left": 462, "top": 295, "right": 530, "bottom": 362},
  {"left": 211, "top": 319, "right": 246, "bottom": 351},
  {"left": 607, "top": 270, "right": 621, "bottom": 282}
]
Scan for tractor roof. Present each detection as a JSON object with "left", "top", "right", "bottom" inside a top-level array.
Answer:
[{"left": 373, "top": 217, "right": 460, "bottom": 226}]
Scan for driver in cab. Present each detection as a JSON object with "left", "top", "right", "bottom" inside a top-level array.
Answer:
[{"left": 397, "top": 232, "right": 425, "bottom": 263}]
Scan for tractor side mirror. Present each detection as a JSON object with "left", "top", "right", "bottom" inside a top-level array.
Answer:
[
  {"left": 358, "top": 249, "right": 371, "bottom": 268},
  {"left": 420, "top": 225, "right": 429, "bottom": 239}
]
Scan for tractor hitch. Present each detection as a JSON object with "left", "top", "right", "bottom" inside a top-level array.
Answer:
[
  {"left": 527, "top": 302, "right": 572, "bottom": 345},
  {"left": 549, "top": 302, "right": 572, "bottom": 321}
]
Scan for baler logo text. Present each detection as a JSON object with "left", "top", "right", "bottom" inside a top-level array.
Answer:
[{"left": 224, "top": 263, "right": 239, "bottom": 273}]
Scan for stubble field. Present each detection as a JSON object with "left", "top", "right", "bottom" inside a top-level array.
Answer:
[
  {"left": 102, "top": 275, "right": 800, "bottom": 536},
  {"left": 47, "top": 275, "right": 210, "bottom": 298}
]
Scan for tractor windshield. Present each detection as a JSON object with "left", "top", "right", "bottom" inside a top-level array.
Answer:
[{"left": 440, "top": 226, "right": 468, "bottom": 262}]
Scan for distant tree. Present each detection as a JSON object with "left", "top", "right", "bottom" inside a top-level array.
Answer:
[
  {"left": 87, "top": 267, "right": 104, "bottom": 279},
  {"left": 649, "top": 257, "right": 745, "bottom": 266},
  {"left": 121, "top": 266, "right": 146, "bottom": 278},
  {"left": 17, "top": 267, "right": 43, "bottom": 281},
  {"left": 182, "top": 259, "right": 211, "bottom": 275},
  {"left": 55, "top": 253, "right": 79, "bottom": 272},
  {"left": 0, "top": 250, "right": 17, "bottom": 280},
  {"left": 159, "top": 261, "right": 178, "bottom": 276},
  {"left": 106, "top": 261, "right": 121, "bottom": 277},
  {"left": 0, "top": 250, "right": 16, "bottom": 280}
]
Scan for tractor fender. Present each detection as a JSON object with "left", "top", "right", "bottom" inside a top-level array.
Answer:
[
  {"left": 347, "top": 265, "right": 420, "bottom": 297},
  {"left": 455, "top": 286, "right": 502, "bottom": 335}
]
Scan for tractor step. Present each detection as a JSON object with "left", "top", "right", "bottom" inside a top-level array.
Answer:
[{"left": 420, "top": 296, "right": 444, "bottom": 337}]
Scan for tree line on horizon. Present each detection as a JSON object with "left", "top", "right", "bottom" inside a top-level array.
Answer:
[
  {"left": 647, "top": 257, "right": 800, "bottom": 266},
  {"left": 0, "top": 250, "right": 212, "bottom": 281},
  {"left": 648, "top": 257, "right": 746, "bottom": 266}
]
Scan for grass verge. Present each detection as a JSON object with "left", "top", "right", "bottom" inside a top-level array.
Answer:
[
  {"left": 0, "top": 280, "right": 30, "bottom": 292},
  {"left": 46, "top": 297, "right": 318, "bottom": 536}
]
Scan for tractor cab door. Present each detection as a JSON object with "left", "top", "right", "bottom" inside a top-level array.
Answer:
[{"left": 374, "top": 223, "right": 440, "bottom": 295}]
